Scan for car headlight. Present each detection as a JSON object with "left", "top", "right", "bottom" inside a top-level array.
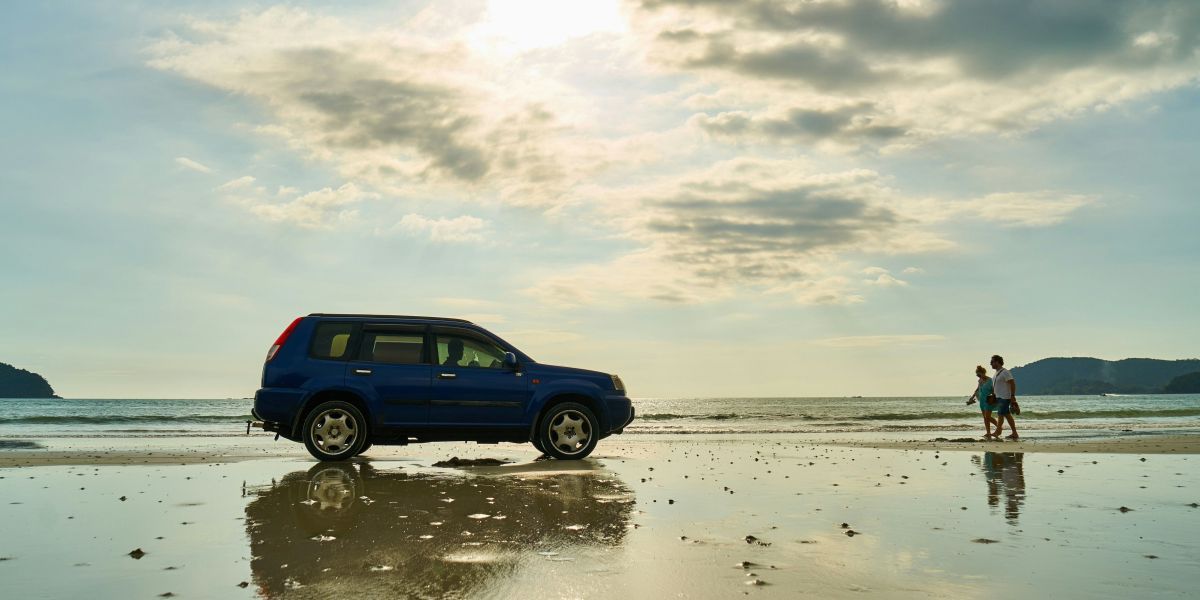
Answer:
[{"left": 610, "top": 374, "right": 625, "bottom": 393}]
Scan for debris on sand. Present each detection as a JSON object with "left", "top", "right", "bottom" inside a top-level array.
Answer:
[
  {"left": 737, "top": 561, "right": 759, "bottom": 569},
  {"left": 432, "top": 457, "right": 511, "bottom": 468},
  {"left": 932, "top": 437, "right": 980, "bottom": 443},
  {"left": 1144, "top": 555, "right": 1159, "bottom": 559},
  {"left": 972, "top": 538, "right": 999, "bottom": 544},
  {"left": 1118, "top": 506, "right": 1134, "bottom": 513},
  {"left": 744, "top": 535, "right": 770, "bottom": 545},
  {"left": 845, "top": 530, "right": 859, "bottom": 537},
  {"left": 237, "top": 582, "right": 250, "bottom": 588},
  {"left": 745, "top": 578, "right": 768, "bottom": 586},
  {"left": 128, "top": 548, "right": 146, "bottom": 559}
]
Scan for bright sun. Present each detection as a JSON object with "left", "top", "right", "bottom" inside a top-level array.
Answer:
[{"left": 468, "top": 0, "right": 627, "bottom": 54}]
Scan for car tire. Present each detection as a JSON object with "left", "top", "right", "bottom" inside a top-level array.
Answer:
[
  {"left": 531, "top": 436, "right": 546, "bottom": 455},
  {"left": 356, "top": 441, "right": 373, "bottom": 456},
  {"left": 302, "top": 401, "right": 367, "bottom": 461},
  {"left": 537, "top": 402, "right": 599, "bottom": 460}
]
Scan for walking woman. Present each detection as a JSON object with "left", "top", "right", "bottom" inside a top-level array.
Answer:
[{"left": 967, "top": 365, "right": 999, "bottom": 438}]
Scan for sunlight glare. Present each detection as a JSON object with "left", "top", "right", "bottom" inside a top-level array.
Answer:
[{"left": 469, "top": 0, "right": 626, "bottom": 54}]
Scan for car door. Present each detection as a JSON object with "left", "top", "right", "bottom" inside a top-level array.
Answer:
[
  {"left": 429, "top": 327, "right": 529, "bottom": 427},
  {"left": 347, "top": 324, "right": 431, "bottom": 427}
]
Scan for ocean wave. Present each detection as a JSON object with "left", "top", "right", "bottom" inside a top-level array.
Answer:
[
  {"left": 638, "top": 412, "right": 748, "bottom": 421},
  {"left": 636, "top": 407, "right": 1200, "bottom": 422},
  {"left": 867, "top": 407, "right": 1200, "bottom": 421},
  {"left": 0, "top": 414, "right": 250, "bottom": 425}
]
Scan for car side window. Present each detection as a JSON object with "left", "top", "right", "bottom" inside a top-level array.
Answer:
[
  {"left": 435, "top": 331, "right": 507, "bottom": 369},
  {"left": 310, "top": 322, "right": 353, "bottom": 360},
  {"left": 361, "top": 332, "right": 427, "bottom": 365}
]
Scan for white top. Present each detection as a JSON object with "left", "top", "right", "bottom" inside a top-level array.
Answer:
[{"left": 993, "top": 368, "right": 1014, "bottom": 399}]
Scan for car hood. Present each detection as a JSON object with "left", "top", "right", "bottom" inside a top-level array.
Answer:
[{"left": 528, "top": 363, "right": 610, "bottom": 380}]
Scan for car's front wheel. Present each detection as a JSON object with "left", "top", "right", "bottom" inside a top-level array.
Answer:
[
  {"left": 537, "top": 402, "right": 599, "bottom": 460},
  {"left": 302, "top": 401, "right": 367, "bottom": 461}
]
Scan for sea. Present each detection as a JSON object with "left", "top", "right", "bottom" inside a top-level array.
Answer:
[{"left": 1, "top": 395, "right": 1199, "bottom": 439}]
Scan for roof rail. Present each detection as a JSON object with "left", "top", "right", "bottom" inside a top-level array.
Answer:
[{"left": 307, "top": 313, "right": 474, "bottom": 324}]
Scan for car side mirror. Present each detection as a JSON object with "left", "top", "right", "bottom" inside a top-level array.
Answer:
[{"left": 502, "top": 352, "right": 519, "bottom": 370}]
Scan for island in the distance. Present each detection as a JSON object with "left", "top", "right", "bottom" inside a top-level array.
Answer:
[
  {"left": 0, "top": 362, "right": 59, "bottom": 398},
  {"left": 1012, "top": 357, "right": 1200, "bottom": 395}
]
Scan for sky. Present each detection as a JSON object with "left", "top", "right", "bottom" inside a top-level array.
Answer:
[{"left": 2, "top": 0, "right": 1199, "bottom": 399}]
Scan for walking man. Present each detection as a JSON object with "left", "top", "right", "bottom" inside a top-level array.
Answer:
[{"left": 990, "top": 355, "right": 1019, "bottom": 440}]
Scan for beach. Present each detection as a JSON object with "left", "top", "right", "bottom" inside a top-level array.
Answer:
[{"left": 2, "top": 426, "right": 1198, "bottom": 599}]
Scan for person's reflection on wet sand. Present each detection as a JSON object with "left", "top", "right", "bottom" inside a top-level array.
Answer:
[
  {"left": 973, "top": 452, "right": 1026, "bottom": 524},
  {"left": 243, "top": 461, "right": 633, "bottom": 598}
]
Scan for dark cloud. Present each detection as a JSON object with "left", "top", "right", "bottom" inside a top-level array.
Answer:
[
  {"left": 643, "top": 177, "right": 900, "bottom": 281},
  {"left": 283, "top": 48, "right": 489, "bottom": 182},
  {"left": 684, "top": 39, "right": 892, "bottom": 90},
  {"left": 636, "top": 0, "right": 1200, "bottom": 147},
  {"left": 693, "top": 104, "right": 908, "bottom": 143},
  {"left": 150, "top": 16, "right": 572, "bottom": 203},
  {"left": 642, "top": 0, "right": 1200, "bottom": 82}
]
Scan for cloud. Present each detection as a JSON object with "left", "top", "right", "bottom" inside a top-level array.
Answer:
[
  {"left": 634, "top": 0, "right": 1200, "bottom": 147},
  {"left": 525, "top": 158, "right": 1091, "bottom": 307},
  {"left": 862, "top": 266, "right": 908, "bottom": 287},
  {"left": 148, "top": 7, "right": 584, "bottom": 207},
  {"left": 220, "top": 181, "right": 376, "bottom": 228},
  {"left": 958, "top": 192, "right": 1095, "bottom": 228},
  {"left": 691, "top": 103, "right": 908, "bottom": 146},
  {"left": 217, "top": 175, "right": 255, "bottom": 191},
  {"left": 812, "top": 334, "right": 946, "bottom": 348},
  {"left": 910, "top": 191, "right": 1095, "bottom": 228},
  {"left": 175, "top": 156, "right": 212, "bottom": 173},
  {"left": 864, "top": 273, "right": 909, "bottom": 288},
  {"left": 527, "top": 158, "right": 951, "bottom": 306},
  {"left": 395, "top": 213, "right": 488, "bottom": 243}
]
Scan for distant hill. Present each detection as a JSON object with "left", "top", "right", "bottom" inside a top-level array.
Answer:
[
  {"left": 0, "top": 362, "right": 59, "bottom": 398},
  {"left": 1011, "top": 357, "right": 1200, "bottom": 395},
  {"left": 1164, "top": 372, "right": 1200, "bottom": 394}
]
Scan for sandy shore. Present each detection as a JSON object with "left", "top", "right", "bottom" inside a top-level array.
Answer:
[
  {"left": 3, "top": 431, "right": 1198, "bottom": 467},
  {"left": 2, "top": 434, "right": 1197, "bottom": 598}
]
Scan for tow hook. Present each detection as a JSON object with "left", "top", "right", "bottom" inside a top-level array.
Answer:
[{"left": 247, "top": 420, "right": 281, "bottom": 441}]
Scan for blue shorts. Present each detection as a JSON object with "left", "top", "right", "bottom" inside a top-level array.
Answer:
[{"left": 994, "top": 399, "right": 1012, "bottom": 416}]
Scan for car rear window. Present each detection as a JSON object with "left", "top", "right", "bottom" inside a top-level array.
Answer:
[
  {"left": 361, "top": 332, "right": 427, "bottom": 365},
  {"left": 310, "top": 322, "right": 353, "bottom": 360}
]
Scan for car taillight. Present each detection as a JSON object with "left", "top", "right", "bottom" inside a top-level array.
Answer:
[{"left": 266, "top": 317, "right": 303, "bottom": 363}]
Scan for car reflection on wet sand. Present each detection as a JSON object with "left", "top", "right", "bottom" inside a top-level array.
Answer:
[{"left": 244, "top": 461, "right": 634, "bottom": 598}]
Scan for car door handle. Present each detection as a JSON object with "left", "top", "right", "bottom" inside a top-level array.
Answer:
[
  {"left": 354, "top": 369, "right": 372, "bottom": 376},
  {"left": 438, "top": 372, "right": 457, "bottom": 379}
]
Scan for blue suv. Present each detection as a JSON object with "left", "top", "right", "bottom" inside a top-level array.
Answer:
[{"left": 251, "top": 314, "right": 634, "bottom": 461}]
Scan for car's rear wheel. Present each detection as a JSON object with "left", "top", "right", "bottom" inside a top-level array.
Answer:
[
  {"left": 537, "top": 402, "right": 599, "bottom": 460},
  {"left": 302, "top": 401, "right": 366, "bottom": 461},
  {"left": 531, "top": 436, "right": 546, "bottom": 455},
  {"left": 356, "top": 441, "right": 372, "bottom": 456}
]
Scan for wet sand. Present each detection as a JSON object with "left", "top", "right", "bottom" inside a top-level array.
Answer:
[
  {"left": 2, "top": 435, "right": 1198, "bottom": 598},
  {"left": 833, "top": 433, "right": 1200, "bottom": 455}
]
